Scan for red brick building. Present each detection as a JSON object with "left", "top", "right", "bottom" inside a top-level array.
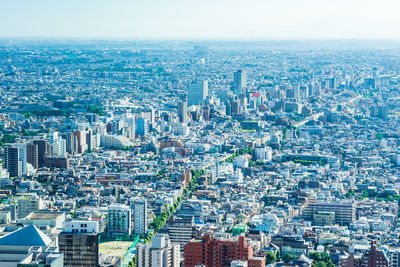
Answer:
[
  {"left": 184, "top": 235, "right": 265, "bottom": 267},
  {"left": 360, "top": 241, "right": 388, "bottom": 267}
]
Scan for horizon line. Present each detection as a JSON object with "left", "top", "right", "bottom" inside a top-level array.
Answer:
[{"left": 2, "top": 36, "right": 400, "bottom": 42}]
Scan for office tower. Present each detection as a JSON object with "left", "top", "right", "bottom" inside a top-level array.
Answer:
[
  {"left": 33, "top": 140, "right": 50, "bottom": 167},
  {"left": 188, "top": 80, "right": 208, "bottom": 106},
  {"left": 14, "top": 193, "right": 43, "bottom": 219},
  {"left": 364, "top": 77, "right": 376, "bottom": 89},
  {"left": 184, "top": 235, "right": 265, "bottom": 267},
  {"left": 132, "top": 198, "right": 147, "bottom": 235},
  {"left": 107, "top": 205, "right": 131, "bottom": 238},
  {"left": 233, "top": 69, "right": 247, "bottom": 95},
  {"left": 299, "top": 85, "right": 309, "bottom": 99},
  {"left": 136, "top": 118, "right": 149, "bottom": 137},
  {"left": 231, "top": 100, "right": 241, "bottom": 115},
  {"left": 13, "top": 143, "right": 28, "bottom": 175},
  {"left": 59, "top": 220, "right": 99, "bottom": 267},
  {"left": 225, "top": 101, "right": 232, "bottom": 116},
  {"left": 85, "top": 130, "right": 93, "bottom": 151},
  {"left": 360, "top": 241, "right": 388, "bottom": 267},
  {"left": 26, "top": 143, "right": 38, "bottom": 169},
  {"left": 328, "top": 77, "right": 337, "bottom": 89},
  {"left": 177, "top": 100, "right": 188, "bottom": 123},
  {"left": 312, "top": 82, "right": 321, "bottom": 97},
  {"left": 5, "top": 146, "right": 21, "bottom": 177},
  {"left": 137, "top": 234, "right": 180, "bottom": 267}
]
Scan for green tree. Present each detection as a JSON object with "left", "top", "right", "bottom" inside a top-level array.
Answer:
[
  {"left": 283, "top": 254, "right": 297, "bottom": 262},
  {"left": 265, "top": 252, "right": 277, "bottom": 264}
]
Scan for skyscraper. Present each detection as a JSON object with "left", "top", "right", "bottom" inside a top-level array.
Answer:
[
  {"left": 188, "top": 80, "right": 208, "bottom": 106},
  {"left": 177, "top": 100, "right": 188, "bottom": 123},
  {"left": 233, "top": 69, "right": 247, "bottom": 95},
  {"left": 136, "top": 118, "right": 149, "bottom": 137},
  {"left": 132, "top": 198, "right": 147, "bottom": 235}
]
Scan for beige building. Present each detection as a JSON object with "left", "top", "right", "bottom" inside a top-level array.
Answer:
[{"left": 313, "top": 211, "right": 335, "bottom": 226}]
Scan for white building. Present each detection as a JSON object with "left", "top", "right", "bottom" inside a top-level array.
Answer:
[
  {"left": 132, "top": 198, "right": 147, "bottom": 235},
  {"left": 50, "top": 132, "right": 67, "bottom": 157},
  {"left": 255, "top": 147, "right": 272, "bottom": 162},
  {"left": 234, "top": 155, "right": 249, "bottom": 168},
  {"left": 137, "top": 234, "right": 180, "bottom": 267},
  {"left": 13, "top": 193, "right": 43, "bottom": 220},
  {"left": 100, "top": 134, "right": 133, "bottom": 148},
  {"left": 63, "top": 220, "right": 99, "bottom": 233},
  {"left": 231, "top": 260, "right": 248, "bottom": 267}
]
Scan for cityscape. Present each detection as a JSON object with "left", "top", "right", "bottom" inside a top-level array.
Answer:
[{"left": 1, "top": 1, "right": 400, "bottom": 267}]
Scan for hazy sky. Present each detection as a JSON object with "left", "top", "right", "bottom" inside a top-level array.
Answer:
[{"left": 1, "top": 0, "right": 400, "bottom": 39}]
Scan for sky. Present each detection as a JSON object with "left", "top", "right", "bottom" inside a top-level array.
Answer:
[{"left": 0, "top": 0, "right": 400, "bottom": 40}]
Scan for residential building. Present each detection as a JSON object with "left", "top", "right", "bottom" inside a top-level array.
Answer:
[{"left": 137, "top": 234, "right": 180, "bottom": 267}]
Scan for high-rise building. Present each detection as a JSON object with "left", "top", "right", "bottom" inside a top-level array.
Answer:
[
  {"left": 360, "top": 241, "right": 388, "bottom": 267},
  {"left": 72, "top": 130, "right": 88, "bottom": 154},
  {"left": 12, "top": 143, "right": 28, "bottom": 175},
  {"left": 137, "top": 234, "right": 180, "bottom": 267},
  {"left": 58, "top": 220, "right": 99, "bottom": 267},
  {"left": 107, "top": 205, "right": 131, "bottom": 238},
  {"left": 177, "top": 101, "right": 188, "bottom": 123},
  {"left": 184, "top": 235, "right": 265, "bottom": 267},
  {"left": 26, "top": 143, "right": 39, "bottom": 169},
  {"left": 136, "top": 118, "right": 149, "bottom": 137},
  {"left": 5, "top": 146, "right": 21, "bottom": 177},
  {"left": 188, "top": 80, "right": 208, "bottom": 106},
  {"left": 33, "top": 140, "right": 50, "bottom": 167},
  {"left": 233, "top": 70, "right": 247, "bottom": 95},
  {"left": 126, "top": 116, "right": 136, "bottom": 139},
  {"left": 50, "top": 132, "right": 67, "bottom": 157},
  {"left": 63, "top": 132, "right": 78, "bottom": 155},
  {"left": 132, "top": 198, "right": 147, "bottom": 235}
]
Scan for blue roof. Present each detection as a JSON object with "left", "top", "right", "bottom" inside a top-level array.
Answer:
[{"left": 0, "top": 225, "right": 52, "bottom": 246}]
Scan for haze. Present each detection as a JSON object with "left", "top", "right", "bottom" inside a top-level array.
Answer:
[{"left": 0, "top": 0, "right": 400, "bottom": 39}]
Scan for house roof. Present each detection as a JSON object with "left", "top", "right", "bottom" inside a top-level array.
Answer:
[{"left": 0, "top": 225, "right": 52, "bottom": 247}]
